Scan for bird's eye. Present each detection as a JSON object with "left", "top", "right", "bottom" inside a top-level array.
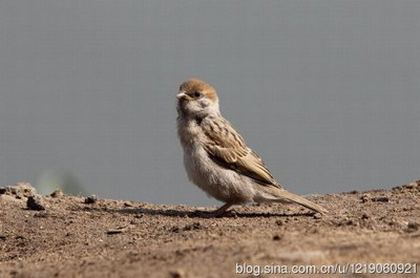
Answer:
[{"left": 193, "top": 91, "right": 202, "bottom": 98}]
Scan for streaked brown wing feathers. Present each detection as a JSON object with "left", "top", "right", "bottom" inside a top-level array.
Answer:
[{"left": 201, "top": 117, "right": 277, "bottom": 186}]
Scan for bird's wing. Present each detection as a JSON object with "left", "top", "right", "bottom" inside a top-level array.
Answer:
[{"left": 201, "top": 117, "right": 279, "bottom": 187}]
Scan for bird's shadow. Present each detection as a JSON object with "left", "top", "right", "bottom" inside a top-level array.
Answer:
[{"left": 79, "top": 205, "right": 315, "bottom": 218}]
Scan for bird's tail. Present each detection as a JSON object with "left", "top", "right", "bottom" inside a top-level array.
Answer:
[{"left": 264, "top": 187, "right": 328, "bottom": 215}]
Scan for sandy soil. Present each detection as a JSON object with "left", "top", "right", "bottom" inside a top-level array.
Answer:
[{"left": 1, "top": 181, "right": 420, "bottom": 277}]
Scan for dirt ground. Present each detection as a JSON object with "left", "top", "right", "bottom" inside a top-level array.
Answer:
[{"left": 1, "top": 181, "right": 419, "bottom": 278}]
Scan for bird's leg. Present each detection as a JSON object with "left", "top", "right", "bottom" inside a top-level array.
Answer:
[
  {"left": 210, "top": 203, "right": 233, "bottom": 216},
  {"left": 193, "top": 203, "right": 233, "bottom": 218}
]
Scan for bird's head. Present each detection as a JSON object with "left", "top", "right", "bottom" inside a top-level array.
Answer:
[{"left": 177, "top": 79, "right": 220, "bottom": 119}]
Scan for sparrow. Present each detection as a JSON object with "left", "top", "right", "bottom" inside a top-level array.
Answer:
[{"left": 176, "top": 79, "right": 328, "bottom": 216}]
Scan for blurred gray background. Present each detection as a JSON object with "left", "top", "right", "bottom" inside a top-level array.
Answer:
[{"left": 0, "top": 1, "right": 419, "bottom": 206}]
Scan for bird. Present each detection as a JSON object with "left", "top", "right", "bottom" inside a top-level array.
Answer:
[{"left": 176, "top": 78, "right": 328, "bottom": 217}]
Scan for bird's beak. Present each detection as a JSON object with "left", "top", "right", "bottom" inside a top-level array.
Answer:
[{"left": 176, "top": 91, "right": 187, "bottom": 100}]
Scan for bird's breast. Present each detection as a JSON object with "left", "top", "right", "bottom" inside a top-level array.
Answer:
[{"left": 177, "top": 119, "right": 203, "bottom": 146}]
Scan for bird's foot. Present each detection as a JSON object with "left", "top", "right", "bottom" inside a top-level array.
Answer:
[{"left": 191, "top": 203, "right": 234, "bottom": 218}]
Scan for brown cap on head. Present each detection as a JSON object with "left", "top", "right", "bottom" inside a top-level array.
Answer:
[{"left": 179, "top": 79, "right": 218, "bottom": 102}]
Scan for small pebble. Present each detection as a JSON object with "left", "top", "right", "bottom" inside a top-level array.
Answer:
[
  {"left": 272, "top": 234, "right": 282, "bottom": 241},
  {"left": 407, "top": 222, "right": 419, "bottom": 233},
  {"left": 84, "top": 195, "right": 97, "bottom": 204},
  {"left": 169, "top": 269, "right": 185, "bottom": 278},
  {"left": 50, "top": 189, "right": 64, "bottom": 198},
  {"left": 27, "top": 195, "right": 46, "bottom": 211},
  {"left": 313, "top": 213, "right": 322, "bottom": 219},
  {"left": 360, "top": 194, "right": 370, "bottom": 203}
]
